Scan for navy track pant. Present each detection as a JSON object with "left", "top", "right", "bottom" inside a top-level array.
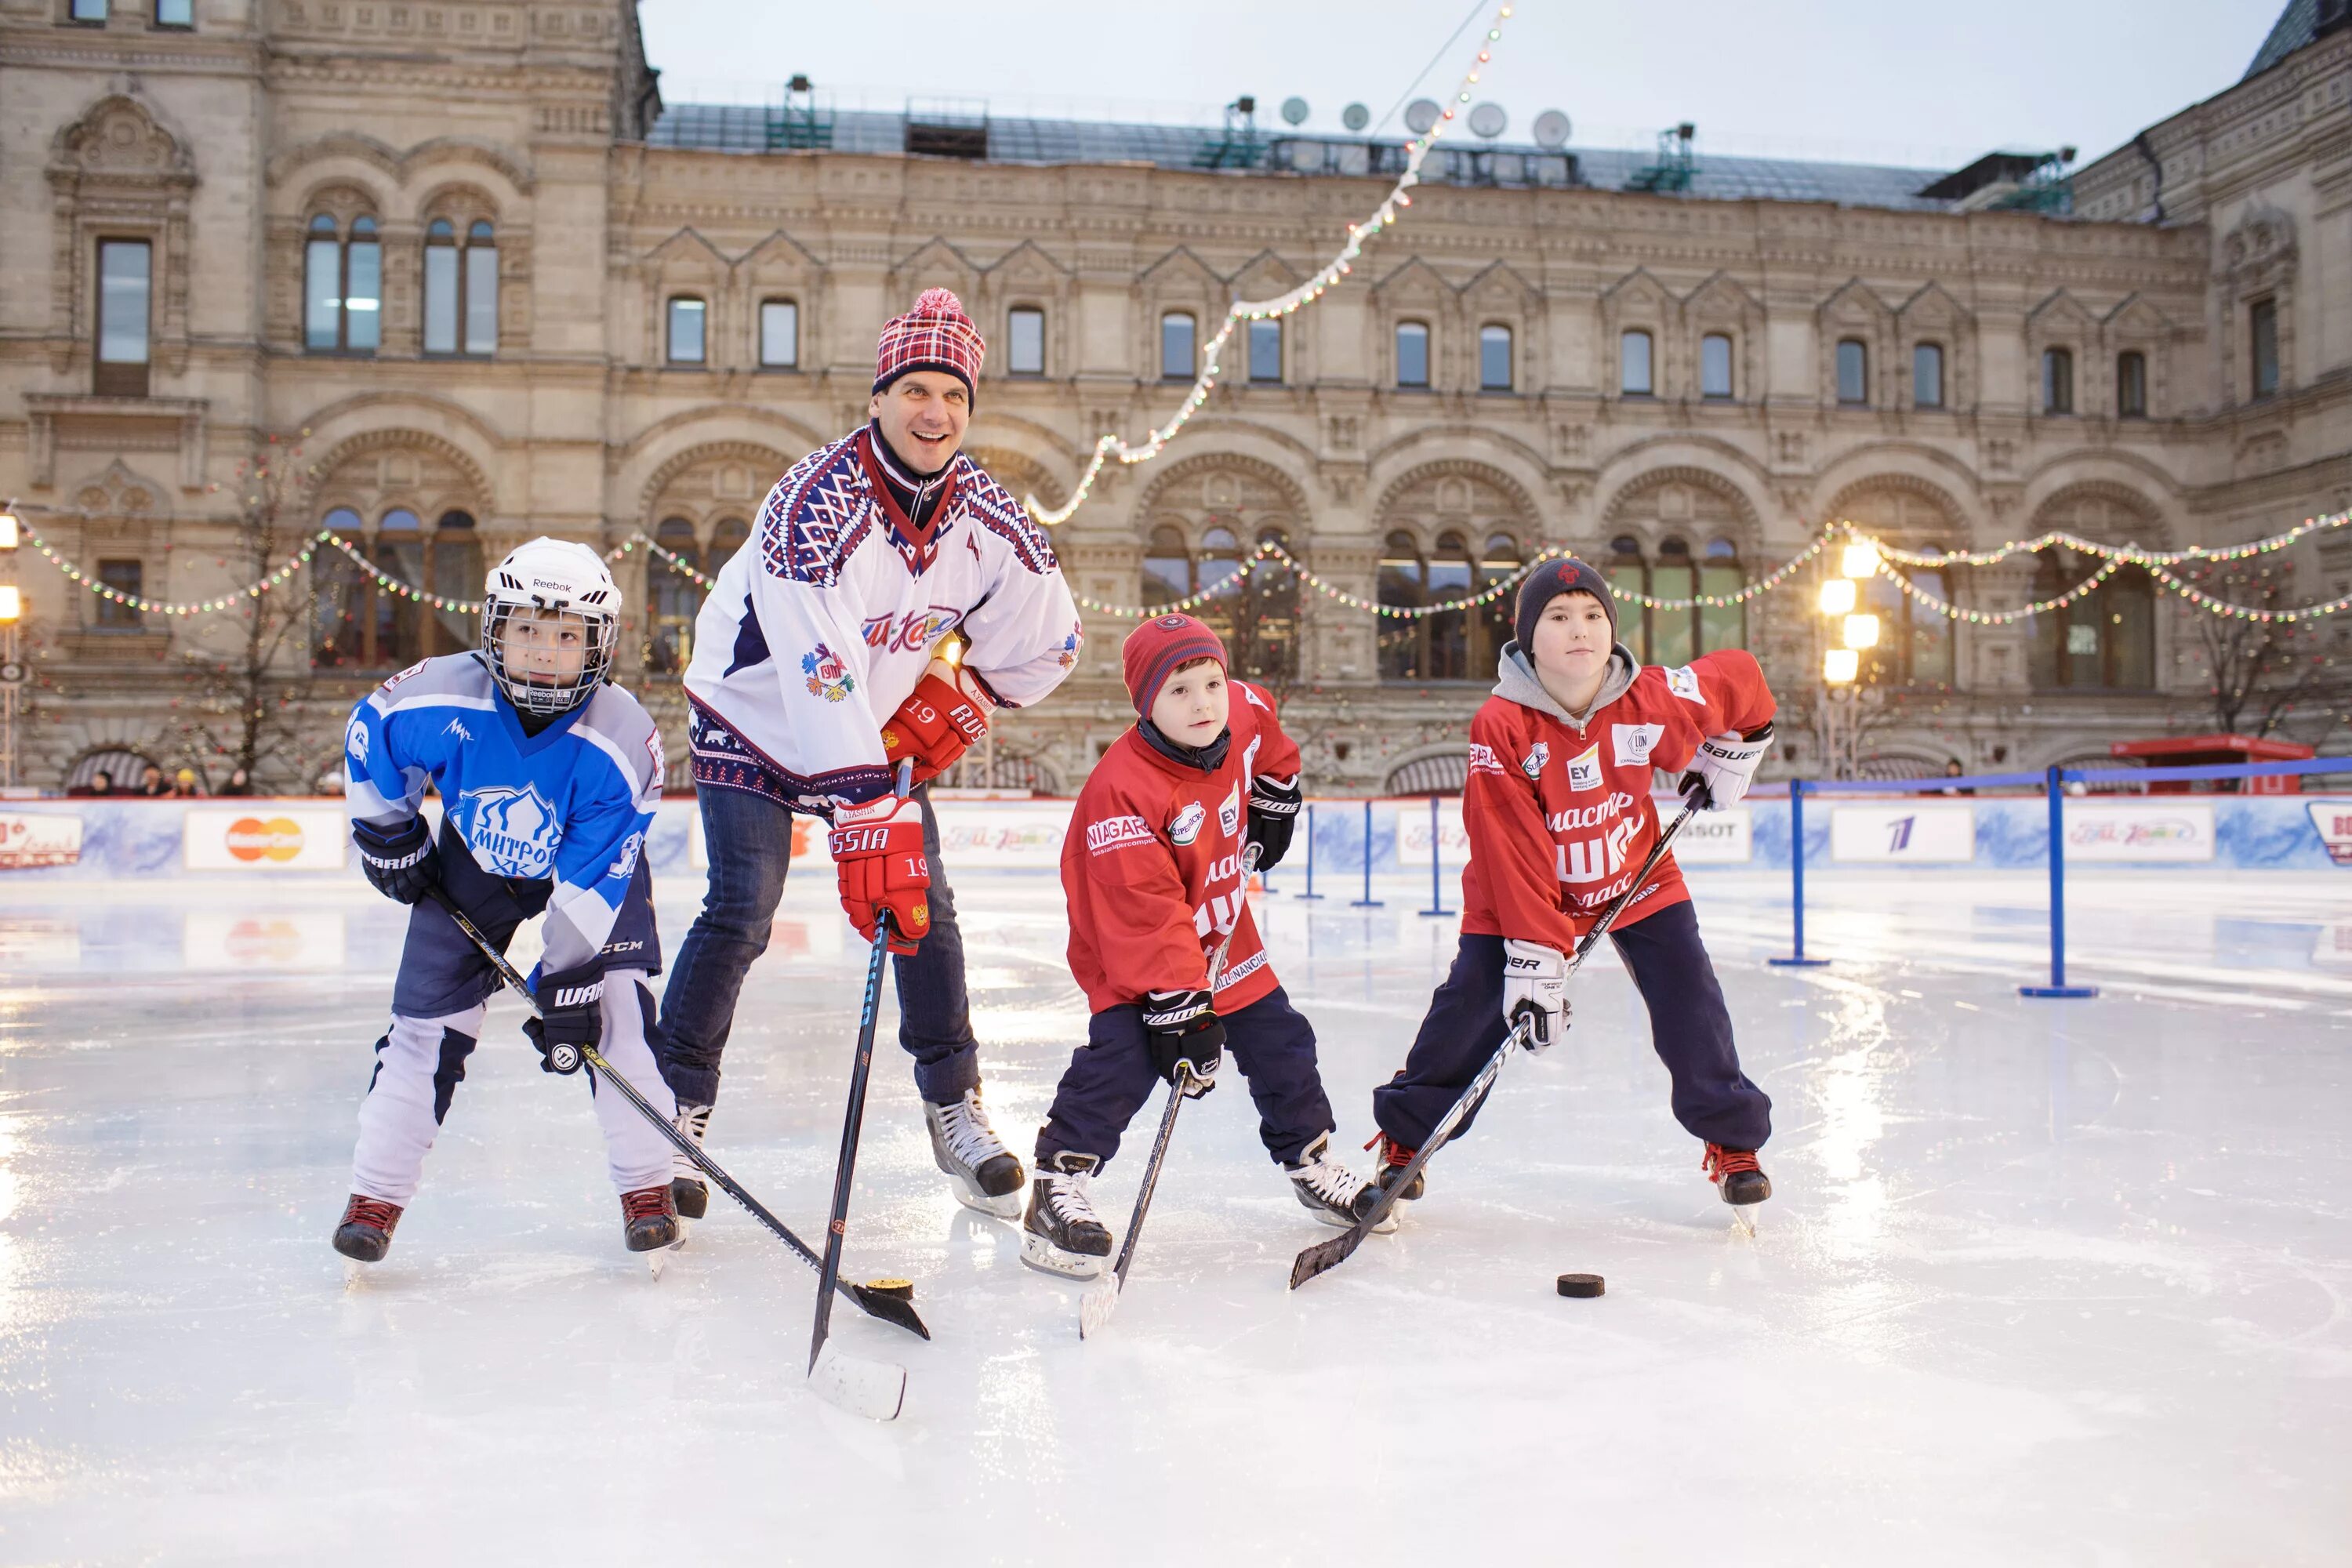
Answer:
[
  {"left": 1370, "top": 900, "right": 1770, "bottom": 1154},
  {"left": 1037, "top": 986, "right": 1335, "bottom": 1171}
]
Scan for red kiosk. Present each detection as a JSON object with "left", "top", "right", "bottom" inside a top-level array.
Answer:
[{"left": 2108, "top": 733, "right": 2314, "bottom": 794}]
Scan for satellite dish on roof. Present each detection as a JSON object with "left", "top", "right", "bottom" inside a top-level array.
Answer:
[
  {"left": 1533, "top": 108, "right": 1571, "bottom": 149},
  {"left": 1468, "top": 102, "right": 1508, "bottom": 140},
  {"left": 1342, "top": 102, "right": 1370, "bottom": 132},
  {"left": 1403, "top": 98, "right": 1441, "bottom": 135},
  {"left": 1280, "top": 96, "right": 1310, "bottom": 126}
]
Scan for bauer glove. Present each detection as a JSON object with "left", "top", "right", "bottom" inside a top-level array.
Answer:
[
  {"left": 352, "top": 815, "right": 439, "bottom": 906},
  {"left": 880, "top": 659, "right": 993, "bottom": 786},
  {"left": 524, "top": 962, "right": 604, "bottom": 1075},
  {"left": 1679, "top": 722, "right": 1773, "bottom": 811},
  {"left": 1141, "top": 987, "right": 1224, "bottom": 1098},
  {"left": 1501, "top": 938, "right": 1569, "bottom": 1054},
  {"left": 1245, "top": 773, "right": 1301, "bottom": 870},
  {"left": 829, "top": 794, "right": 931, "bottom": 954}
]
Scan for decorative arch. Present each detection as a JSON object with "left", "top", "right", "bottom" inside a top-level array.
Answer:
[
  {"left": 298, "top": 392, "right": 507, "bottom": 499},
  {"left": 307, "top": 430, "right": 493, "bottom": 522},
  {"left": 639, "top": 439, "right": 793, "bottom": 524},
  {"left": 266, "top": 132, "right": 535, "bottom": 200},
  {"left": 1374, "top": 458, "right": 1539, "bottom": 538},
  {"left": 962, "top": 446, "right": 1066, "bottom": 513},
  {"left": 609, "top": 405, "right": 829, "bottom": 514},
  {"left": 1134, "top": 450, "right": 1311, "bottom": 684},
  {"left": 1824, "top": 472, "right": 1966, "bottom": 539},
  {"left": 2027, "top": 479, "right": 2166, "bottom": 546},
  {"left": 1138, "top": 448, "right": 1312, "bottom": 522}
]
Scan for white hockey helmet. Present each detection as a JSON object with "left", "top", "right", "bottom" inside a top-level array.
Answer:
[{"left": 481, "top": 537, "right": 621, "bottom": 716}]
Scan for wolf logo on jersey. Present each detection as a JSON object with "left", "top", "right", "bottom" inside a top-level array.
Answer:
[{"left": 456, "top": 782, "right": 562, "bottom": 878}]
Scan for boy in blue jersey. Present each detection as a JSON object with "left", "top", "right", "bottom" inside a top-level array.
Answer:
[{"left": 332, "top": 538, "right": 681, "bottom": 1265}]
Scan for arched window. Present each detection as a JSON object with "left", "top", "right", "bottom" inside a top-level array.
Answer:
[
  {"left": 1620, "top": 330, "right": 1653, "bottom": 396},
  {"left": 1160, "top": 312, "right": 1196, "bottom": 380},
  {"left": 310, "top": 506, "right": 369, "bottom": 668},
  {"left": 429, "top": 511, "right": 481, "bottom": 656},
  {"left": 1396, "top": 321, "right": 1430, "bottom": 388},
  {"left": 1698, "top": 538, "right": 1746, "bottom": 653},
  {"left": 646, "top": 517, "right": 702, "bottom": 674},
  {"left": 1913, "top": 343, "right": 1945, "bottom": 408},
  {"left": 1142, "top": 524, "right": 1190, "bottom": 608},
  {"left": 1835, "top": 339, "right": 1869, "bottom": 405},
  {"left": 1475, "top": 532, "right": 1522, "bottom": 670},
  {"left": 2031, "top": 550, "right": 2154, "bottom": 690},
  {"left": 1700, "top": 332, "right": 1733, "bottom": 399},
  {"left": 2117, "top": 351, "right": 2147, "bottom": 418},
  {"left": 425, "top": 219, "right": 498, "bottom": 355},
  {"left": 708, "top": 517, "right": 750, "bottom": 575},
  {"left": 304, "top": 213, "right": 380, "bottom": 354},
  {"left": 1377, "top": 531, "right": 1426, "bottom": 679},
  {"left": 463, "top": 221, "right": 499, "bottom": 354},
  {"left": 2042, "top": 347, "right": 2074, "bottom": 415},
  {"left": 1376, "top": 531, "right": 1472, "bottom": 680},
  {"left": 1479, "top": 325, "right": 1512, "bottom": 391},
  {"left": 1605, "top": 536, "right": 1649, "bottom": 661},
  {"left": 1650, "top": 537, "right": 1696, "bottom": 666},
  {"left": 1426, "top": 532, "right": 1472, "bottom": 680},
  {"left": 1860, "top": 546, "right": 1955, "bottom": 688},
  {"left": 372, "top": 509, "right": 424, "bottom": 667},
  {"left": 1237, "top": 527, "right": 1301, "bottom": 682}
]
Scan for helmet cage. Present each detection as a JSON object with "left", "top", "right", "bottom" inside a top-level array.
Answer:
[{"left": 482, "top": 597, "right": 615, "bottom": 717}]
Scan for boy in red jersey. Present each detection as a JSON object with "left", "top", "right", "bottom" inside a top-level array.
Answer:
[
  {"left": 1369, "top": 559, "right": 1779, "bottom": 1215},
  {"left": 1023, "top": 614, "right": 1385, "bottom": 1278}
]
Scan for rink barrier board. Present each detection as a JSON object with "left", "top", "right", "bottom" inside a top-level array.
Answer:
[{"left": 1, "top": 788, "right": 2347, "bottom": 880}]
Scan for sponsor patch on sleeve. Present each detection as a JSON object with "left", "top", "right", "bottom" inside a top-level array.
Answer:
[
  {"left": 1612, "top": 722, "right": 1664, "bottom": 767},
  {"left": 1519, "top": 740, "right": 1552, "bottom": 781},
  {"left": 1086, "top": 815, "right": 1157, "bottom": 855},
  {"left": 1468, "top": 742, "right": 1505, "bottom": 775},
  {"left": 1664, "top": 665, "right": 1705, "bottom": 706}
]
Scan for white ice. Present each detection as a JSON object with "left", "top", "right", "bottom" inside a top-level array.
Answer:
[{"left": 2, "top": 866, "right": 2348, "bottom": 1565}]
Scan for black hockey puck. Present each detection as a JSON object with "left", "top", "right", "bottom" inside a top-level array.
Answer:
[
  {"left": 865, "top": 1278, "right": 915, "bottom": 1301},
  {"left": 1556, "top": 1272, "right": 1605, "bottom": 1298}
]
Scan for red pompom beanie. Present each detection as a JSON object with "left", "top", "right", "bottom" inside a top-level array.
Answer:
[
  {"left": 1121, "top": 613, "right": 1229, "bottom": 715},
  {"left": 873, "top": 288, "right": 986, "bottom": 403}
]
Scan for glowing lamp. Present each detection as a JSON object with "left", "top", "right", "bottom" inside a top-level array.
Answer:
[
  {"left": 0, "top": 586, "right": 20, "bottom": 624},
  {"left": 0, "top": 513, "right": 17, "bottom": 550},
  {"left": 1842, "top": 613, "right": 1881, "bottom": 650},
  {"left": 1841, "top": 541, "right": 1880, "bottom": 579},
  {"left": 1818, "top": 578, "right": 1857, "bottom": 616},
  {"left": 1823, "top": 648, "right": 1858, "bottom": 684}
]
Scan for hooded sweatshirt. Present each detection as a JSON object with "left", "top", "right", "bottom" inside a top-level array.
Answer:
[{"left": 1461, "top": 641, "right": 1775, "bottom": 953}]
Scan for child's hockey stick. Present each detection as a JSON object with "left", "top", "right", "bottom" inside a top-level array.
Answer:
[
  {"left": 1288, "top": 799, "right": 1701, "bottom": 1291},
  {"left": 424, "top": 887, "right": 931, "bottom": 1393},
  {"left": 1079, "top": 842, "right": 1262, "bottom": 1341}
]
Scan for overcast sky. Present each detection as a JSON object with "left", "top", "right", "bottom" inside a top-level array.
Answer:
[{"left": 639, "top": 0, "right": 2285, "bottom": 172}]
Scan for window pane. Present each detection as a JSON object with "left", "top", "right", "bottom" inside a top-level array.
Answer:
[
  {"left": 1426, "top": 540, "right": 1471, "bottom": 680},
  {"left": 463, "top": 243, "right": 497, "bottom": 354},
  {"left": 423, "top": 244, "right": 459, "bottom": 354},
  {"left": 1650, "top": 564, "right": 1695, "bottom": 666},
  {"left": 305, "top": 237, "right": 343, "bottom": 350},
  {"left": 1698, "top": 564, "right": 1744, "bottom": 652},
  {"left": 346, "top": 237, "right": 380, "bottom": 351},
  {"left": 669, "top": 298, "right": 706, "bottom": 364},
  {"left": 430, "top": 529, "right": 483, "bottom": 655},
  {"left": 1908, "top": 566, "right": 1954, "bottom": 685},
  {"left": 1007, "top": 307, "right": 1043, "bottom": 375},
  {"left": 762, "top": 300, "right": 800, "bottom": 368},
  {"left": 71, "top": 0, "right": 106, "bottom": 19},
  {"left": 156, "top": 0, "right": 193, "bottom": 24},
  {"left": 1913, "top": 343, "right": 1944, "bottom": 408},
  {"left": 1700, "top": 333, "right": 1733, "bottom": 398},
  {"left": 1248, "top": 318, "right": 1282, "bottom": 383},
  {"left": 2117, "top": 352, "right": 2146, "bottom": 417},
  {"left": 96, "top": 559, "right": 141, "bottom": 626},
  {"left": 1836, "top": 339, "right": 1867, "bottom": 404},
  {"left": 1605, "top": 561, "right": 1647, "bottom": 662},
  {"left": 2251, "top": 299, "right": 2278, "bottom": 397},
  {"left": 2042, "top": 347, "right": 2072, "bottom": 414},
  {"left": 1396, "top": 321, "right": 1428, "bottom": 387},
  {"left": 1620, "top": 330, "right": 1652, "bottom": 395},
  {"left": 97, "top": 241, "right": 151, "bottom": 364},
  {"left": 1479, "top": 325, "right": 1512, "bottom": 390},
  {"left": 1160, "top": 313, "right": 1194, "bottom": 379},
  {"left": 2106, "top": 571, "right": 2154, "bottom": 688}
]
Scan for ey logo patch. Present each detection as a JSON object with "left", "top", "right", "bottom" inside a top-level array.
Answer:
[{"left": 1565, "top": 742, "right": 1606, "bottom": 793}]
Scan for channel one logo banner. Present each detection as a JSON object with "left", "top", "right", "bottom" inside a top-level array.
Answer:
[
  {"left": 1829, "top": 803, "right": 1976, "bottom": 863},
  {"left": 2063, "top": 801, "right": 2216, "bottom": 862}
]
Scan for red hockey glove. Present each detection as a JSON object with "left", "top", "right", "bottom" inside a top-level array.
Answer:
[
  {"left": 880, "top": 667, "right": 993, "bottom": 786},
  {"left": 829, "top": 794, "right": 931, "bottom": 954}
]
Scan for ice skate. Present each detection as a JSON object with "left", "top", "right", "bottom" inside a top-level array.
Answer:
[
  {"left": 622, "top": 1183, "right": 681, "bottom": 1258},
  {"left": 1287, "top": 1133, "right": 1396, "bottom": 1232},
  {"left": 1703, "top": 1144, "right": 1769, "bottom": 1234},
  {"left": 332, "top": 1193, "right": 402, "bottom": 1265},
  {"left": 669, "top": 1102, "right": 711, "bottom": 1219},
  {"left": 1020, "top": 1152, "right": 1113, "bottom": 1279},
  {"left": 1368, "top": 1131, "right": 1425, "bottom": 1203},
  {"left": 924, "top": 1087, "right": 1025, "bottom": 1218}
]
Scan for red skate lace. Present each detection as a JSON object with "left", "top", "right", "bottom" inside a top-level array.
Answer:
[
  {"left": 341, "top": 1195, "right": 401, "bottom": 1233},
  {"left": 621, "top": 1186, "right": 673, "bottom": 1222},
  {"left": 1703, "top": 1144, "right": 1761, "bottom": 1182},
  {"left": 1362, "top": 1131, "right": 1417, "bottom": 1167}
]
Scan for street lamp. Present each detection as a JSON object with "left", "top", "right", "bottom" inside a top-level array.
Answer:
[{"left": 1817, "top": 539, "right": 1885, "bottom": 778}]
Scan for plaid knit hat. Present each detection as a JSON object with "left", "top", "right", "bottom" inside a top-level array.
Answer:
[
  {"left": 873, "top": 288, "right": 986, "bottom": 402},
  {"left": 1121, "top": 613, "right": 1228, "bottom": 715},
  {"left": 1515, "top": 557, "right": 1618, "bottom": 651}
]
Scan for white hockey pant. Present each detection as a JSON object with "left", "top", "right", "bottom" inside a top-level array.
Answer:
[{"left": 350, "top": 967, "right": 677, "bottom": 1205}]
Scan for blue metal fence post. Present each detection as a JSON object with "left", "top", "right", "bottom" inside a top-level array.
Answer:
[
  {"left": 1417, "top": 793, "right": 1454, "bottom": 917},
  {"left": 2021, "top": 764, "right": 2098, "bottom": 998},
  {"left": 1769, "top": 779, "right": 1831, "bottom": 967},
  {"left": 1350, "top": 797, "right": 1385, "bottom": 908},
  {"left": 1295, "top": 802, "right": 1323, "bottom": 901}
]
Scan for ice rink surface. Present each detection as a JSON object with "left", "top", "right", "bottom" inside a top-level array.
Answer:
[{"left": 2, "top": 866, "right": 2348, "bottom": 1566}]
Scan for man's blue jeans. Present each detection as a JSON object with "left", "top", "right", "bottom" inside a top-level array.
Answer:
[{"left": 655, "top": 783, "right": 980, "bottom": 1108}]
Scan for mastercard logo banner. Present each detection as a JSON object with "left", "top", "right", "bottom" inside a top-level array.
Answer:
[
  {"left": 183, "top": 806, "right": 350, "bottom": 871},
  {"left": 225, "top": 817, "right": 306, "bottom": 862}
]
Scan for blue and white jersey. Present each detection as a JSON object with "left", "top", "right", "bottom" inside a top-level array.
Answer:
[{"left": 343, "top": 653, "right": 665, "bottom": 977}]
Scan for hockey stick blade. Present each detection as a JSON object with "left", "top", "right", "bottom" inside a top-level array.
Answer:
[
  {"left": 808, "top": 1342, "right": 907, "bottom": 1423},
  {"left": 1076, "top": 1274, "right": 1123, "bottom": 1341}
]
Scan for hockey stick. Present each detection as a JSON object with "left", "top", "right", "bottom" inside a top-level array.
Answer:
[
  {"left": 1078, "top": 842, "right": 1262, "bottom": 1341},
  {"left": 1289, "top": 798, "right": 1701, "bottom": 1290},
  {"left": 423, "top": 887, "right": 933, "bottom": 1360},
  {"left": 806, "top": 759, "right": 919, "bottom": 1420}
]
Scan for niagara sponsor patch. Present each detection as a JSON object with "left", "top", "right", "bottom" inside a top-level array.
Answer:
[
  {"left": 1468, "top": 742, "right": 1504, "bottom": 775},
  {"left": 1519, "top": 741, "right": 1551, "bottom": 781},
  {"left": 1664, "top": 665, "right": 1704, "bottom": 706},
  {"left": 1613, "top": 722, "right": 1664, "bottom": 768},
  {"left": 1085, "top": 815, "right": 1156, "bottom": 855},
  {"left": 1169, "top": 800, "right": 1207, "bottom": 846},
  {"left": 1564, "top": 742, "right": 1605, "bottom": 793},
  {"left": 802, "top": 643, "right": 855, "bottom": 702}
]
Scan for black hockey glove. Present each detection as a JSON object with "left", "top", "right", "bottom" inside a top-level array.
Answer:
[
  {"left": 1141, "top": 987, "right": 1224, "bottom": 1099},
  {"left": 523, "top": 963, "right": 604, "bottom": 1075},
  {"left": 1245, "top": 774, "right": 1302, "bottom": 870},
  {"left": 352, "top": 815, "right": 440, "bottom": 906}
]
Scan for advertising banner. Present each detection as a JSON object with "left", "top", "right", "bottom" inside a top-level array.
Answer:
[
  {"left": 183, "top": 808, "right": 350, "bottom": 871},
  {"left": 934, "top": 802, "right": 1067, "bottom": 868},
  {"left": 1830, "top": 803, "right": 1976, "bottom": 863},
  {"left": 2307, "top": 799, "right": 2352, "bottom": 867},
  {"left": 1667, "top": 804, "right": 1754, "bottom": 865},
  {"left": 0, "top": 812, "right": 84, "bottom": 870},
  {"left": 2063, "top": 801, "right": 2216, "bottom": 862},
  {"left": 1393, "top": 799, "right": 1468, "bottom": 869}
]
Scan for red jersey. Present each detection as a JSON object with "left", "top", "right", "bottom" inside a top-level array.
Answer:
[
  {"left": 1062, "top": 681, "right": 1300, "bottom": 1015},
  {"left": 1462, "top": 647, "right": 1775, "bottom": 953}
]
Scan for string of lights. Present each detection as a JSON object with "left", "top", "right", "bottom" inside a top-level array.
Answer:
[
  {"left": 1852, "top": 509, "right": 2352, "bottom": 569},
  {"left": 1018, "top": 5, "right": 1516, "bottom": 528}
]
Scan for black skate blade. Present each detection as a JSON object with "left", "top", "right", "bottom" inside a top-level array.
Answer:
[{"left": 845, "top": 1280, "right": 931, "bottom": 1341}]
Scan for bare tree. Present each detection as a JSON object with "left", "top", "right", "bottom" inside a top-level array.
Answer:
[{"left": 2180, "top": 556, "right": 2349, "bottom": 742}]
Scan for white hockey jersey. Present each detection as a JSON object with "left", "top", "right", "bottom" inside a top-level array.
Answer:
[{"left": 683, "top": 426, "right": 1082, "bottom": 814}]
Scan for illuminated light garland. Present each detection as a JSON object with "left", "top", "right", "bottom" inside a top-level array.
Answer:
[
  {"left": 1850, "top": 509, "right": 2352, "bottom": 569},
  {"left": 1019, "top": 6, "right": 1517, "bottom": 528},
  {"left": 20, "top": 521, "right": 320, "bottom": 617}
]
